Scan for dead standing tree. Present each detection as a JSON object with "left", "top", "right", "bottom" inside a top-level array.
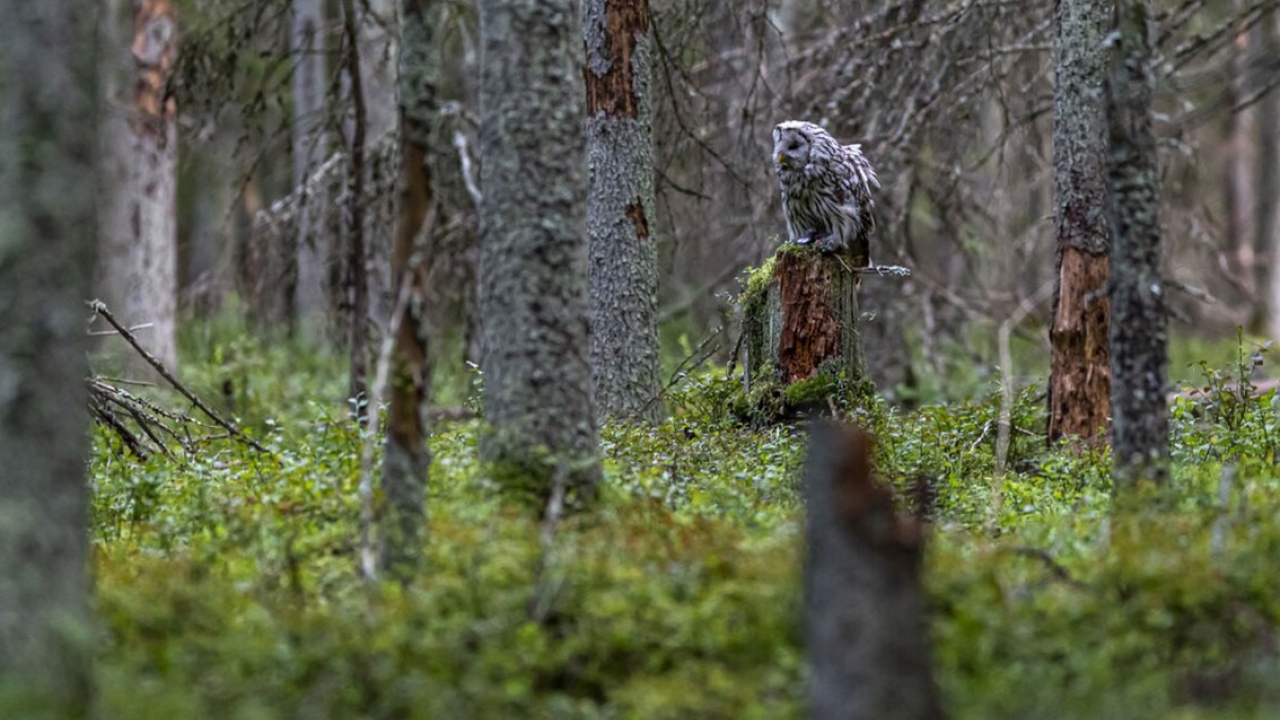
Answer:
[{"left": 1048, "top": 0, "right": 1112, "bottom": 444}]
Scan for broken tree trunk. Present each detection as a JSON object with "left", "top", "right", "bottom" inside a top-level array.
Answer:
[
  {"left": 740, "top": 246, "right": 889, "bottom": 420},
  {"left": 804, "top": 422, "right": 944, "bottom": 720}
]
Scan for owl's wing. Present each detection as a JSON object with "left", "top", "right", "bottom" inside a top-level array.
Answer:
[{"left": 836, "top": 144, "right": 879, "bottom": 266}]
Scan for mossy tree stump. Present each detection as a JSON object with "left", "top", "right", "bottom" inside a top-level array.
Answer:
[{"left": 739, "top": 246, "right": 871, "bottom": 420}]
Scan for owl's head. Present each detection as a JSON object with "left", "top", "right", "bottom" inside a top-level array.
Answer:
[{"left": 772, "top": 120, "right": 824, "bottom": 172}]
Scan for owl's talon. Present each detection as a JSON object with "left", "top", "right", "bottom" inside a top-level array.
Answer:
[
  {"left": 815, "top": 235, "right": 842, "bottom": 252},
  {"left": 794, "top": 235, "right": 814, "bottom": 245}
]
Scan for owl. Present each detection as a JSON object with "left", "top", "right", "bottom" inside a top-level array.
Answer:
[{"left": 772, "top": 120, "right": 879, "bottom": 267}]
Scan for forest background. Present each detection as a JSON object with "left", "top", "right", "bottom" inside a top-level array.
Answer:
[{"left": 3, "top": 0, "right": 1280, "bottom": 718}]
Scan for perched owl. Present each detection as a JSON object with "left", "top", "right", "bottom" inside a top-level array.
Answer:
[{"left": 772, "top": 120, "right": 879, "bottom": 267}]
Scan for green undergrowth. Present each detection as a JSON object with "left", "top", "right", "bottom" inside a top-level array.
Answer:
[{"left": 74, "top": 330, "right": 1280, "bottom": 719}]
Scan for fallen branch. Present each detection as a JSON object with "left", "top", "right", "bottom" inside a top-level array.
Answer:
[{"left": 87, "top": 300, "right": 269, "bottom": 454}]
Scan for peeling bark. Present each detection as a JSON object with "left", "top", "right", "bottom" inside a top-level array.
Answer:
[
  {"left": 479, "top": 0, "right": 602, "bottom": 502},
  {"left": 1049, "top": 0, "right": 1111, "bottom": 444},
  {"left": 0, "top": 1, "right": 98, "bottom": 708},
  {"left": 1107, "top": 0, "right": 1168, "bottom": 486},
  {"left": 99, "top": 0, "right": 179, "bottom": 373},
  {"left": 584, "top": 0, "right": 660, "bottom": 422},
  {"left": 1049, "top": 246, "right": 1111, "bottom": 440},
  {"left": 745, "top": 251, "right": 868, "bottom": 391}
]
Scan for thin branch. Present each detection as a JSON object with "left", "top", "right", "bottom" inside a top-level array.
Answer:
[{"left": 87, "top": 300, "right": 268, "bottom": 453}]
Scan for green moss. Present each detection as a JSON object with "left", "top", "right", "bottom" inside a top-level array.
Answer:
[
  {"left": 738, "top": 255, "right": 777, "bottom": 309},
  {"left": 71, "top": 317, "right": 1280, "bottom": 720},
  {"left": 782, "top": 374, "right": 838, "bottom": 407}
]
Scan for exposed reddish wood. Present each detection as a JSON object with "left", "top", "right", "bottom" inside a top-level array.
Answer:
[
  {"left": 130, "top": 0, "right": 176, "bottom": 141},
  {"left": 624, "top": 199, "right": 649, "bottom": 239},
  {"left": 776, "top": 253, "right": 842, "bottom": 383},
  {"left": 1048, "top": 244, "right": 1111, "bottom": 442},
  {"left": 387, "top": 142, "right": 431, "bottom": 452},
  {"left": 584, "top": 0, "right": 650, "bottom": 118}
]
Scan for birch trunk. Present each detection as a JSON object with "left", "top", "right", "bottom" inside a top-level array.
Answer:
[
  {"left": 478, "top": 0, "right": 602, "bottom": 503},
  {"left": 1048, "top": 0, "right": 1111, "bottom": 443},
  {"left": 344, "top": 0, "right": 399, "bottom": 324},
  {"left": 584, "top": 0, "right": 661, "bottom": 422},
  {"left": 0, "top": 1, "right": 98, "bottom": 709},
  {"left": 98, "top": 0, "right": 179, "bottom": 373}
]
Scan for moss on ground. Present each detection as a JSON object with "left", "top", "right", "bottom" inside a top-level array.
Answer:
[{"left": 50, "top": 325, "right": 1280, "bottom": 720}]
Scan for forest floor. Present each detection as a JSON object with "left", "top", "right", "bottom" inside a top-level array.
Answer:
[{"left": 81, "top": 322, "right": 1280, "bottom": 720}]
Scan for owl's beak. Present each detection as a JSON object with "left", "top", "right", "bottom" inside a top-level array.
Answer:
[{"left": 775, "top": 153, "right": 786, "bottom": 167}]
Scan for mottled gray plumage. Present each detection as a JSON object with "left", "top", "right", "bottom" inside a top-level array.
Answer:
[{"left": 773, "top": 120, "right": 879, "bottom": 265}]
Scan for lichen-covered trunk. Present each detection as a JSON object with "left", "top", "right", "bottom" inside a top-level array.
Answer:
[
  {"left": 1048, "top": 0, "right": 1111, "bottom": 443},
  {"left": 583, "top": 0, "right": 660, "bottom": 422},
  {"left": 0, "top": 2, "right": 98, "bottom": 708},
  {"left": 99, "top": 0, "right": 179, "bottom": 373},
  {"left": 381, "top": 0, "right": 438, "bottom": 579},
  {"left": 1107, "top": 0, "right": 1168, "bottom": 486},
  {"left": 478, "top": 0, "right": 602, "bottom": 502},
  {"left": 292, "top": 0, "right": 332, "bottom": 334},
  {"left": 742, "top": 250, "right": 868, "bottom": 420},
  {"left": 804, "top": 424, "right": 943, "bottom": 720}
]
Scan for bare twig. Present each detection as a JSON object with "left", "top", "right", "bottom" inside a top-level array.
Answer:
[
  {"left": 452, "top": 129, "right": 483, "bottom": 207},
  {"left": 529, "top": 463, "right": 569, "bottom": 625},
  {"left": 356, "top": 269, "right": 416, "bottom": 582},
  {"left": 995, "top": 281, "right": 1054, "bottom": 479}
]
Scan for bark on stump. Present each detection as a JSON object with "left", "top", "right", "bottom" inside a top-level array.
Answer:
[
  {"left": 740, "top": 248, "right": 870, "bottom": 421},
  {"left": 804, "top": 423, "right": 944, "bottom": 720}
]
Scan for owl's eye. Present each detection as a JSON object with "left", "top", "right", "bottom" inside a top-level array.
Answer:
[{"left": 787, "top": 142, "right": 799, "bottom": 150}]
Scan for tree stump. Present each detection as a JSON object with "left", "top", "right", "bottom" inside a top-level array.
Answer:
[{"left": 738, "top": 246, "right": 870, "bottom": 420}]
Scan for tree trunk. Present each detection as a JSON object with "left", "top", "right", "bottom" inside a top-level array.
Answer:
[
  {"left": 1107, "top": 0, "right": 1168, "bottom": 486},
  {"left": 343, "top": 0, "right": 399, "bottom": 325},
  {"left": 804, "top": 423, "right": 943, "bottom": 720},
  {"left": 1048, "top": 0, "right": 1112, "bottom": 443},
  {"left": 381, "top": 0, "right": 438, "bottom": 579},
  {"left": 1222, "top": 0, "right": 1255, "bottom": 300},
  {"left": 1256, "top": 8, "right": 1280, "bottom": 337},
  {"left": 478, "top": 0, "right": 602, "bottom": 503},
  {"left": 584, "top": 0, "right": 661, "bottom": 423},
  {"left": 741, "top": 249, "right": 869, "bottom": 420},
  {"left": 292, "top": 0, "right": 332, "bottom": 336},
  {"left": 0, "top": 2, "right": 97, "bottom": 710},
  {"left": 341, "top": 0, "right": 372, "bottom": 418},
  {"left": 98, "top": 0, "right": 179, "bottom": 373}
]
